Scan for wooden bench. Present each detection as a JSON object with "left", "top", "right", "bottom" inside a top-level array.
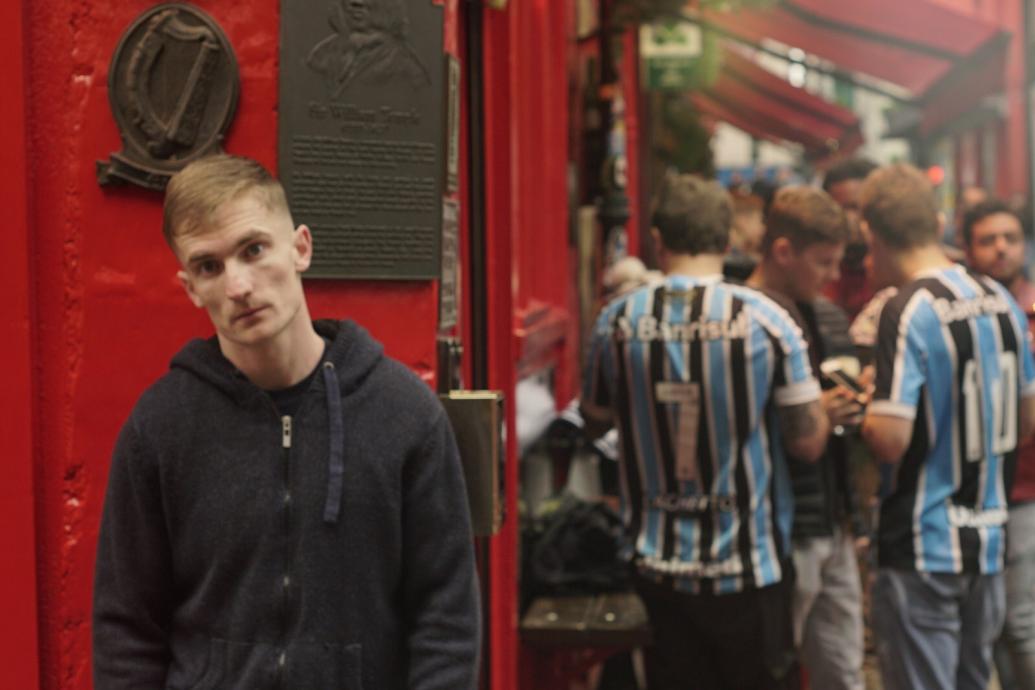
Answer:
[{"left": 520, "top": 592, "right": 652, "bottom": 689}]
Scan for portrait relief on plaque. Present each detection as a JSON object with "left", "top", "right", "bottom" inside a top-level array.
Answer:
[
  {"left": 307, "top": 0, "right": 432, "bottom": 98},
  {"left": 280, "top": 0, "right": 445, "bottom": 280}
]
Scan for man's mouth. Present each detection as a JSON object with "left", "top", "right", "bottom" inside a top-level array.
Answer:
[{"left": 233, "top": 306, "right": 267, "bottom": 323}]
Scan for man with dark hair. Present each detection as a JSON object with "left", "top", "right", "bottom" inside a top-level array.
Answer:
[
  {"left": 963, "top": 199, "right": 1035, "bottom": 689},
  {"left": 822, "top": 158, "right": 879, "bottom": 319},
  {"left": 860, "top": 164, "right": 1035, "bottom": 690},
  {"left": 822, "top": 158, "right": 880, "bottom": 202},
  {"left": 92, "top": 155, "right": 480, "bottom": 689},
  {"left": 582, "top": 174, "right": 829, "bottom": 689},
  {"left": 962, "top": 199, "right": 1031, "bottom": 289},
  {"left": 747, "top": 186, "right": 866, "bottom": 690}
]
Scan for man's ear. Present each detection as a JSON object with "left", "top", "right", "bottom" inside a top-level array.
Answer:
[
  {"left": 177, "top": 270, "right": 204, "bottom": 309},
  {"left": 771, "top": 236, "right": 794, "bottom": 266},
  {"left": 293, "top": 225, "right": 313, "bottom": 272}
]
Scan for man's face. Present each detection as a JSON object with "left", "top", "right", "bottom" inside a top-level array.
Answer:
[
  {"left": 347, "top": 0, "right": 370, "bottom": 29},
  {"left": 175, "top": 193, "right": 312, "bottom": 352},
  {"left": 732, "top": 209, "right": 765, "bottom": 255},
  {"left": 827, "top": 179, "right": 863, "bottom": 218},
  {"left": 827, "top": 178, "right": 867, "bottom": 257},
  {"left": 778, "top": 240, "right": 845, "bottom": 302},
  {"left": 967, "top": 212, "right": 1025, "bottom": 286}
]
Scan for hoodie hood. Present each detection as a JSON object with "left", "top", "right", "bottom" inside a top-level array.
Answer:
[{"left": 169, "top": 319, "right": 385, "bottom": 404}]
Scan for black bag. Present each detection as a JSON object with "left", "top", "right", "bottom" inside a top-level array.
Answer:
[{"left": 521, "top": 494, "right": 631, "bottom": 607}]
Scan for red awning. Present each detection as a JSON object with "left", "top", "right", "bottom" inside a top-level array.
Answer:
[
  {"left": 697, "top": 0, "right": 1008, "bottom": 99},
  {"left": 691, "top": 47, "right": 863, "bottom": 159},
  {"left": 691, "top": 92, "right": 788, "bottom": 147}
]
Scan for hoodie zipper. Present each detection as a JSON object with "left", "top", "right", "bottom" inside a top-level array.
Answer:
[
  {"left": 282, "top": 416, "right": 292, "bottom": 449},
  {"left": 278, "top": 415, "right": 293, "bottom": 686}
]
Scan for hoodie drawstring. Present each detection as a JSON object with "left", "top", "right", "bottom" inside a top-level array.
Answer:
[{"left": 322, "top": 362, "right": 345, "bottom": 524}]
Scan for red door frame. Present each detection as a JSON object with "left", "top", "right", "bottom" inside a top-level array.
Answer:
[
  {"left": 0, "top": 0, "right": 41, "bottom": 687},
  {"left": 482, "top": 6, "right": 521, "bottom": 689}
]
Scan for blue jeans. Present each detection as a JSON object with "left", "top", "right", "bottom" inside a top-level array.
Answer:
[
  {"left": 873, "top": 568, "right": 1005, "bottom": 690},
  {"left": 996, "top": 502, "right": 1035, "bottom": 690}
]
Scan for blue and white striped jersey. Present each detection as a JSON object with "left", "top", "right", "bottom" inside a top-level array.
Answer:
[
  {"left": 583, "top": 274, "right": 820, "bottom": 593},
  {"left": 871, "top": 265, "right": 1035, "bottom": 574}
]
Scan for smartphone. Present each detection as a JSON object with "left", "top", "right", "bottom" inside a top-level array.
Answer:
[{"left": 819, "top": 359, "right": 865, "bottom": 395}]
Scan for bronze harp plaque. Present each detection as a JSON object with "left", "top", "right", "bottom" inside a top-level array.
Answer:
[
  {"left": 98, "top": 4, "right": 239, "bottom": 191},
  {"left": 280, "top": 0, "right": 445, "bottom": 280}
]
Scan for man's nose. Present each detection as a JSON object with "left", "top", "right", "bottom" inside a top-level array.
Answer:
[{"left": 225, "top": 263, "right": 253, "bottom": 300}]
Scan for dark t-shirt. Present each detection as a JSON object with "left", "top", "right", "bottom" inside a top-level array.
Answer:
[{"left": 266, "top": 340, "right": 329, "bottom": 417}]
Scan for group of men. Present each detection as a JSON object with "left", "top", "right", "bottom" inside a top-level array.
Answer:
[{"left": 583, "top": 161, "right": 1035, "bottom": 690}]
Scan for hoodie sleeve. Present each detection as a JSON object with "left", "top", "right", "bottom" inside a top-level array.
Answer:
[
  {"left": 93, "top": 416, "right": 174, "bottom": 688},
  {"left": 401, "top": 411, "right": 481, "bottom": 690}
]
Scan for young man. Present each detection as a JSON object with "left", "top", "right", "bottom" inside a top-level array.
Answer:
[
  {"left": 582, "top": 174, "right": 829, "bottom": 690},
  {"left": 92, "top": 155, "right": 480, "bottom": 689},
  {"left": 822, "top": 157, "right": 879, "bottom": 319},
  {"left": 747, "top": 186, "right": 866, "bottom": 690},
  {"left": 860, "top": 164, "right": 1035, "bottom": 690},
  {"left": 963, "top": 200, "right": 1035, "bottom": 690}
]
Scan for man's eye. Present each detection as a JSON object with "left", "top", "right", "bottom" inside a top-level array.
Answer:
[
  {"left": 245, "top": 243, "right": 265, "bottom": 258},
  {"left": 198, "top": 261, "right": 220, "bottom": 275}
]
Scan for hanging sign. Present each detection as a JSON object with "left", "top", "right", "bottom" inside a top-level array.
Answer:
[{"left": 640, "top": 21, "right": 702, "bottom": 91}]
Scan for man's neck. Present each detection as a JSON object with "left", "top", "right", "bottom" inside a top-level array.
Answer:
[
  {"left": 746, "top": 258, "right": 789, "bottom": 297},
  {"left": 895, "top": 243, "right": 955, "bottom": 285},
  {"left": 219, "top": 309, "right": 326, "bottom": 391},
  {"left": 664, "top": 253, "right": 724, "bottom": 278},
  {"left": 1007, "top": 274, "right": 1035, "bottom": 310}
]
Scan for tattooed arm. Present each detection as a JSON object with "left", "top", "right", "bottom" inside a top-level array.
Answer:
[{"left": 777, "top": 399, "right": 829, "bottom": 462}]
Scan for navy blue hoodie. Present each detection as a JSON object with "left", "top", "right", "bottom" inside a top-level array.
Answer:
[{"left": 93, "top": 320, "right": 480, "bottom": 689}]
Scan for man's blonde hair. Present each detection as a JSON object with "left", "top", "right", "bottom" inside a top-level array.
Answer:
[
  {"left": 163, "top": 155, "right": 292, "bottom": 249},
  {"left": 859, "top": 163, "right": 939, "bottom": 249}
]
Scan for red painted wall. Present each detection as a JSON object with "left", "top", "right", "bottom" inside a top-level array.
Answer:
[
  {"left": 26, "top": 1, "right": 453, "bottom": 687},
  {"left": 1, "top": 0, "right": 41, "bottom": 686}
]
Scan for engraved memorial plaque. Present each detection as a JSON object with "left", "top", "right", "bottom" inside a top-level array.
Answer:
[
  {"left": 439, "top": 199, "right": 459, "bottom": 329},
  {"left": 280, "top": 0, "right": 445, "bottom": 280},
  {"left": 445, "top": 55, "right": 460, "bottom": 194}
]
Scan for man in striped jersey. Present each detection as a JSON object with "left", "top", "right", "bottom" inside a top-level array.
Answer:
[
  {"left": 582, "top": 174, "right": 829, "bottom": 690},
  {"left": 964, "top": 200, "right": 1035, "bottom": 689},
  {"left": 860, "top": 164, "right": 1035, "bottom": 690},
  {"left": 747, "top": 186, "right": 867, "bottom": 690}
]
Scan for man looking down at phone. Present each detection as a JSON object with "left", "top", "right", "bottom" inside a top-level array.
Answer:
[
  {"left": 860, "top": 164, "right": 1035, "bottom": 690},
  {"left": 747, "top": 186, "right": 867, "bottom": 690},
  {"left": 963, "top": 200, "right": 1035, "bottom": 689}
]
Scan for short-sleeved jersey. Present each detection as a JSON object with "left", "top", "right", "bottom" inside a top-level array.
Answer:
[
  {"left": 583, "top": 274, "right": 820, "bottom": 593},
  {"left": 870, "top": 265, "right": 1035, "bottom": 574}
]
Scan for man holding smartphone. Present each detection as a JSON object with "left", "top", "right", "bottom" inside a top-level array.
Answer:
[
  {"left": 747, "top": 186, "right": 868, "bottom": 690},
  {"left": 861, "top": 165, "right": 1035, "bottom": 690}
]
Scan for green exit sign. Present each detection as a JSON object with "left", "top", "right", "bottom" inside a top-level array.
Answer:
[{"left": 640, "top": 21, "right": 703, "bottom": 91}]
